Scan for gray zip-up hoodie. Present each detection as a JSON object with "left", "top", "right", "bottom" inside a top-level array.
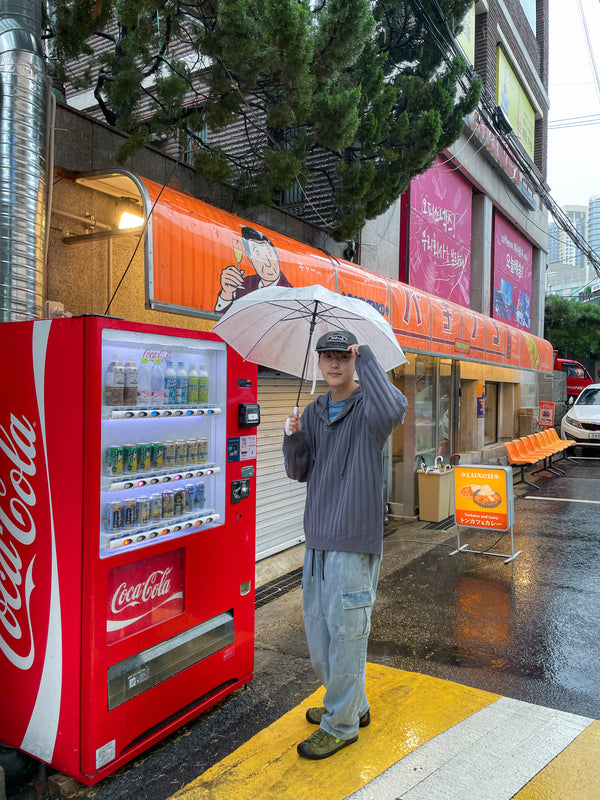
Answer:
[{"left": 282, "top": 346, "right": 408, "bottom": 555}]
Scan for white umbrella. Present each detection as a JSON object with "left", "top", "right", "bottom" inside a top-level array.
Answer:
[{"left": 212, "top": 284, "right": 407, "bottom": 429}]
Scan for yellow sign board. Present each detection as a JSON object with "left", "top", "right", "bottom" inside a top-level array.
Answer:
[
  {"left": 457, "top": 2, "right": 475, "bottom": 66},
  {"left": 496, "top": 48, "right": 535, "bottom": 159},
  {"left": 454, "top": 465, "right": 513, "bottom": 531}
]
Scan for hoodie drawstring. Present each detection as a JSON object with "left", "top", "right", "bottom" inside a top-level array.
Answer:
[{"left": 309, "top": 549, "right": 325, "bottom": 582}]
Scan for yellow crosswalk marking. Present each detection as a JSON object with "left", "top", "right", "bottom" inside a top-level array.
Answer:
[
  {"left": 513, "top": 720, "right": 600, "bottom": 800},
  {"left": 171, "top": 664, "right": 499, "bottom": 800}
]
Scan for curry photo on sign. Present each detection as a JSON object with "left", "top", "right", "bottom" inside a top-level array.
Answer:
[{"left": 214, "top": 227, "right": 293, "bottom": 313}]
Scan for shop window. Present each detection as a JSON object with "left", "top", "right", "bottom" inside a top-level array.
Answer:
[
  {"left": 387, "top": 363, "right": 407, "bottom": 514},
  {"left": 270, "top": 126, "right": 305, "bottom": 209},
  {"left": 183, "top": 112, "right": 207, "bottom": 167},
  {"left": 415, "top": 356, "right": 435, "bottom": 457},
  {"left": 438, "top": 361, "right": 453, "bottom": 458},
  {"left": 415, "top": 356, "right": 455, "bottom": 461},
  {"left": 484, "top": 382, "right": 498, "bottom": 444}
]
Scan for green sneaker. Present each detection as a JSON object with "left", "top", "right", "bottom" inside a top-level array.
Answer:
[
  {"left": 297, "top": 728, "right": 358, "bottom": 760},
  {"left": 306, "top": 706, "right": 371, "bottom": 727}
]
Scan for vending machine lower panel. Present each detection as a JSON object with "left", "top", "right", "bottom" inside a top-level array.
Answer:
[{"left": 107, "top": 611, "right": 235, "bottom": 709}]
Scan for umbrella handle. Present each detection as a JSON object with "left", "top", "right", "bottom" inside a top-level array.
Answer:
[{"left": 285, "top": 406, "right": 299, "bottom": 436}]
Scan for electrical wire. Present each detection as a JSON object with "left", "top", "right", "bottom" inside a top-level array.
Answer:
[
  {"left": 548, "top": 114, "right": 600, "bottom": 129},
  {"left": 104, "top": 156, "right": 182, "bottom": 315},
  {"left": 97, "top": 1, "right": 600, "bottom": 281},
  {"left": 577, "top": 0, "right": 600, "bottom": 105},
  {"left": 417, "top": 0, "right": 600, "bottom": 276}
]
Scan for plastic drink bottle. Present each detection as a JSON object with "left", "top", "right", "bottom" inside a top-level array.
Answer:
[
  {"left": 164, "top": 361, "right": 177, "bottom": 405},
  {"left": 150, "top": 358, "right": 164, "bottom": 405},
  {"left": 104, "top": 354, "right": 124, "bottom": 406},
  {"left": 198, "top": 362, "right": 209, "bottom": 404},
  {"left": 175, "top": 361, "right": 188, "bottom": 404},
  {"left": 137, "top": 357, "right": 152, "bottom": 405},
  {"left": 187, "top": 364, "right": 200, "bottom": 405},
  {"left": 124, "top": 355, "right": 138, "bottom": 405}
]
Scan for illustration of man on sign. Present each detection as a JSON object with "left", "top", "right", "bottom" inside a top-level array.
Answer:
[{"left": 214, "top": 226, "right": 292, "bottom": 313}]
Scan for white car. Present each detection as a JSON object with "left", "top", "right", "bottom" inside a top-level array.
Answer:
[{"left": 561, "top": 384, "right": 600, "bottom": 446}]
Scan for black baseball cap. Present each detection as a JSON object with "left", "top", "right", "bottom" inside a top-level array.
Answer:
[{"left": 315, "top": 329, "right": 358, "bottom": 352}]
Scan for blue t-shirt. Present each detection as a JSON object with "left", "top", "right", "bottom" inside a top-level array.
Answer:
[{"left": 328, "top": 395, "right": 345, "bottom": 422}]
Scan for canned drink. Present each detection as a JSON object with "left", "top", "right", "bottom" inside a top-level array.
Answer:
[
  {"left": 105, "top": 446, "right": 123, "bottom": 477},
  {"left": 136, "top": 443, "right": 151, "bottom": 473},
  {"left": 122, "top": 444, "right": 138, "bottom": 474},
  {"left": 164, "top": 441, "right": 177, "bottom": 469},
  {"left": 162, "top": 489, "right": 174, "bottom": 518},
  {"left": 198, "top": 437, "right": 209, "bottom": 463},
  {"left": 123, "top": 498, "right": 137, "bottom": 528},
  {"left": 185, "top": 483, "right": 195, "bottom": 511},
  {"left": 175, "top": 440, "right": 188, "bottom": 467},
  {"left": 195, "top": 482, "right": 206, "bottom": 509},
  {"left": 104, "top": 500, "right": 123, "bottom": 531},
  {"left": 150, "top": 442, "right": 164, "bottom": 471},
  {"left": 150, "top": 493, "right": 163, "bottom": 522},
  {"left": 136, "top": 496, "right": 150, "bottom": 527},
  {"left": 187, "top": 439, "right": 199, "bottom": 466},
  {"left": 174, "top": 488, "right": 186, "bottom": 516}
]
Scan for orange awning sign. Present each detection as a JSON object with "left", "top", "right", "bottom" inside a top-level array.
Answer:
[{"left": 139, "top": 176, "right": 552, "bottom": 373}]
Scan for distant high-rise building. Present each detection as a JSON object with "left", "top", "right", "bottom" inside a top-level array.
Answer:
[
  {"left": 588, "top": 196, "right": 600, "bottom": 262},
  {"left": 546, "top": 202, "right": 600, "bottom": 296},
  {"left": 548, "top": 220, "right": 561, "bottom": 264},
  {"left": 564, "top": 207, "right": 587, "bottom": 268},
  {"left": 548, "top": 206, "right": 587, "bottom": 269}
]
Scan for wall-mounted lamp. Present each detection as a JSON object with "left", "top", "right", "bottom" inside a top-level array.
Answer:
[{"left": 118, "top": 211, "right": 145, "bottom": 229}]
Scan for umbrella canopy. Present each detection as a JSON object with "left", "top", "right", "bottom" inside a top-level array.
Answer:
[{"left": 212, "top": 284, "right": 407, "bottom": 383}]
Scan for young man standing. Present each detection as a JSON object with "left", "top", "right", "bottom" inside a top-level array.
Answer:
[{"left": 283, "top": 329, "right": 408, "bottom": 760}]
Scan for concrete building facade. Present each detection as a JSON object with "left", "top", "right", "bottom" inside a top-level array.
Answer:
[{"left": 44, "top": 0, "right": 553, "bottom": 543}]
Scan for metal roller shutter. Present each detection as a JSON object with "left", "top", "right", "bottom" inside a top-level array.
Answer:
[{"left": 255, "top": 370, "right": 326, "bottom": 561}]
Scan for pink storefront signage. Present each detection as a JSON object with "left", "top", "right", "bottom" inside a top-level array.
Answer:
[
  {"left": 492, "top": 213, "right": 532, "bottom": 331},
  {"left": 409, "top": 156, "right": 472, "bottom": 307}
]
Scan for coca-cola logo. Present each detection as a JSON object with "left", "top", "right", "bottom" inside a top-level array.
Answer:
[
  {"left": 141, "top": 349, "right": 171, "bottom": 363},
  {"left": 0, "top": 414, "right": 37, "bottom": 670},
  {"left": 110, "top": 568, "right": 173, "bottom": 616}
]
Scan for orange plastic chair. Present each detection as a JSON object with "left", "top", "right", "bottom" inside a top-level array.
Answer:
[
  {"left": 513, "top": 437, "right": 542, "bottom": 464},
  {"left": 515, "top": 437, "right": 551, "bottom": 475},
  {"left": 526, "top": 434, "right": 555, "bottom": 457},
  {"left": 505, "top": 441, "right": 539, "bottom": 488},
  {"left": 523, "top": 435, "right": 564, "bottom": 475},
  {"left": 546, "top": 428, "right": 573, "bottom": 447},
  {"left": 539, "top": 429, "right": 567, "bottom": 452},
  {"left": 547, "top": 427, "right": 574, "bottom": 449},
  {"left": 533, "top": 432, "right": 563, "bottom": 464},
  {"left": 544, "top": 427, "right": 577, "bottom": 464}
]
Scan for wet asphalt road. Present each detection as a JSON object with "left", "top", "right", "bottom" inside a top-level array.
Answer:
[{"left": 6, "top": 451, "right": 600, "bottom": 799}]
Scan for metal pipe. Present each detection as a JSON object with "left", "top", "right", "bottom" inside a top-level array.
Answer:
[
  {"left": 53, "top": 208, "right": 113, "bottom": 231},
  {"left": 0, "top": 0, "right": 48, "bottom": 321}
]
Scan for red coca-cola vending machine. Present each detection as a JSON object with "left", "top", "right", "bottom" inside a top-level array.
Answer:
[{"left": 0, "top": 316, "right": 259, "bottom": 784}]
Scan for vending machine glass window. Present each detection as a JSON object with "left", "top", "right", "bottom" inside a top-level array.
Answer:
[{"left": 99, "top": 330, "right": 227, "bottom": 557}]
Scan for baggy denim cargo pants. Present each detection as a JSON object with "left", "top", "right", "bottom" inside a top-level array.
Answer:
[{"left": 302, "top": 548, "right": 381, "bottom": 740}]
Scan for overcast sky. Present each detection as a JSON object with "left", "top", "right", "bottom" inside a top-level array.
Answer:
[{"left": 547, "top": 0, "right": 600, "bottom": 207}]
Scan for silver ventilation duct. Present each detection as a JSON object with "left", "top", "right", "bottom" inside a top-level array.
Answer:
[{"left": 0, "top": 0, "right": 48, "bottom": 321}]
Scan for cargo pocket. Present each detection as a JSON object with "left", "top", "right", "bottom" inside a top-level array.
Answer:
[{"left": 338, "top": 587, "right": 376, "bottom": 641}]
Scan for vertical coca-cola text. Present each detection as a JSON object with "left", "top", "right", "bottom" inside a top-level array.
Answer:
[{"left": 0, "top": 413, "right": 37, "bottom": 670}]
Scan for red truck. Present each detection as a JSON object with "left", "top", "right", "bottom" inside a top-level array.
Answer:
[{"left": 553, "top": 351, "right": 595, "bottom": 403}]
